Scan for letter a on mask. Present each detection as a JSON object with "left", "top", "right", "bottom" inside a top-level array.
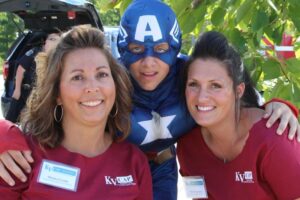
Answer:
[{"left": 135, "top": 15, "right": 162, "bottom": 42}]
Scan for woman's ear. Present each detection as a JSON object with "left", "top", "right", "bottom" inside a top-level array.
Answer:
[
  {"left": 56, "top": 95, "right": 62, "bottom": 105},
  {"left": 237, "top": 82, "right": 245, "bottom": 98}
]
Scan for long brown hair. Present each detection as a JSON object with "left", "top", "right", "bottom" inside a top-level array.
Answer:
[{"left": 21, "top": 25, "right": 132, "bottom": 148}]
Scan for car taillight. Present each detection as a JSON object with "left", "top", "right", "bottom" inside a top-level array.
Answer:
[
  {"left": 2, "top": 61, "right": 9, "bottom": 80},
  {"left": 68, "top": 11, "right": 76, "bottom": 20}
]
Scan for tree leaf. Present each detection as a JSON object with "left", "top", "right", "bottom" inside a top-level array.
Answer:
[
  {"left": 235, "top": 0, "right": 253, "bottom": 24},
  {"left": 179, "top": 4, "right": 207, "bottom": 35},
  {"left": 270, "top": 80, "right": 290, "bottom": 100},
  {"left": 228, "top": 29, "right": 247, "bottom": 53},
  {"left": 169, "top": 0, "right": 190, "bottom": 16},
  {"left": 291, "top": 83, "right": 300, "bottom": 103},
  {"left": 261, "top": 59, "right": 282, "bottom": 80},
  {"left": 288, "top": 4, "right": 300, "bottom": 32},
  {"left": 285, "top": 58, "right": 300, "bottom": 75},
  {"left": 251, "top": 10, "right": 269, "bottom": 32},
  {"left": 178, "top": 9, "right": 195, "bottom": 35},
  {"left": 287, "top": 0, "right": 300, "bottom": 5},
  {"left": 211, "top": 7, "right": 226, "bottom": 26}
]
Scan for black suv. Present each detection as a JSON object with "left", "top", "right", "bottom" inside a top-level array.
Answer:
[{"left": 0, "top": 0, "right": 119, "bottom": 117}]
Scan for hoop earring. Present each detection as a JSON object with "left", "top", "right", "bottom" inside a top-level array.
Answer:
[
  {"left": 110, "top": 104, "right": 118, "bottom": 118},
  {"left": 54, "top": 104, "right": 63, "bottom": 122}
]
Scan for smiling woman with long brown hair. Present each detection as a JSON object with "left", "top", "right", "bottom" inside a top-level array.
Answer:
[
  {"left": 0, "top": 25, "right": 152, "bottom": 200},
  {"left": 177, "top": 31, "right": 300, "bottom": 199}
]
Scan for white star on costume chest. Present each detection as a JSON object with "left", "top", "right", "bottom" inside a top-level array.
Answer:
[{"left": 138, "top": 111, "right": 176, "bottom": 145}]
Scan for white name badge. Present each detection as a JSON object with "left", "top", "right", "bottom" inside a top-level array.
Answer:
[
  {"left": 182, "top": 176, "right": 208, "bottom": 199},
  {"left": 37, "top": 159, "right": 80, "bottom": 191}
]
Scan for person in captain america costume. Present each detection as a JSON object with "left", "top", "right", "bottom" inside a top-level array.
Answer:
[
  {"left": 117, "top": 1, "right": 195, "bottom": 199},
  {"left": 0, "top": 1, "right": 299, "bottom": 200},
  {"left": 118, "top": 0, "right": 193, "bottom": 153},
  {"left": 117, "top": 0, "right": 300, "bottom": 199}
]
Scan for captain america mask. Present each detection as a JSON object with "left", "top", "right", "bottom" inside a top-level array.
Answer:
[{"left": 117, "top": 0, "right": 182, "bottom": 67}]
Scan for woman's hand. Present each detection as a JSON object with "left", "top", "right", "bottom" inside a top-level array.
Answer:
[
  {"left": 264, "top": 102, "right": 300, "bottom": 141},
  {"left": 12, "top": 89, "right": 21, "bottom": 100},
  {"left": 0, "top": 150, "right": 33, "bottom": 186}
]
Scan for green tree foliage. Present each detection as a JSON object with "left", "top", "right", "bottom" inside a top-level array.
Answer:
[
  {"left": 99, "top": 9, "right": 121, "bottom": 26},
  {"left": 100, "top": 0, "right": 300, "bottom": 111},
  {"left": 0, "top": 13, "right": 21, "bottom": 60},
  {"left": 94, "top": 0, "right": 121, "bottom": 26}
]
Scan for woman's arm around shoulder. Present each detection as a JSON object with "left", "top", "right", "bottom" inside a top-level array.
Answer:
[
  {"left": 0, "top": 120, "right": 33, "bottom": 186},
  {"left": 263, "top": 99, "right": 300, "bottom": 141}
]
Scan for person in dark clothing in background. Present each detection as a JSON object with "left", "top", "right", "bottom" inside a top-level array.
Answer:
[{"left": 6, "top": 30, "right": 61, "bottom": 123}]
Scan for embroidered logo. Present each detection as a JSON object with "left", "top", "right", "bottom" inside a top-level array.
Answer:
[
  {"left": 105, "top": 175, "right": 136, "bottom": 186},
  {"left": 235, "top": 171, "right": 254, "bottom": 183}
]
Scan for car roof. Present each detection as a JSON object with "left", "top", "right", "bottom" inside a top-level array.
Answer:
[{"left": 0, "top": 0, "right": 103, "bottom": 31}]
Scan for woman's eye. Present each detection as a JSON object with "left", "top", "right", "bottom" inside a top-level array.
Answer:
[
  {"left": 71, "top": 75, "right": 83, "bottom": 81},
  {"left": 211, "top": 83, "right": 222, "bottom": 89},
  {"left": 97, "top": 72, "right": 109, "bottom": 78},
  {"left": 187, "top": 81, "right": 198, "bottom": 87}
]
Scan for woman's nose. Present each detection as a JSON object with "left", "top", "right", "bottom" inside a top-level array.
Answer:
[
  {"left": 85, "top": 78, "right": 99, "bottom": 93},
  {"left": 196, "top": 88, "right": 209, "bottom": 101}
]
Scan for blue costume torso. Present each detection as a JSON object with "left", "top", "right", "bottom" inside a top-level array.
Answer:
[{"left": 126, "top": 56, "right": 195, "bottom": 152}]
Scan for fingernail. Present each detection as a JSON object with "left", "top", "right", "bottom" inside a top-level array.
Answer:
[
  {"left": 276, "top": 130, "right": 282, "bottom": 135},
  {"left": 8, "top": 181, "right": 15, "bottom": 186},
  {"left": 21, "top": 177, "right": 27, "bottom": 182},
  {"left": 266, "top": 123, "right": 271, "bottom": 128}
]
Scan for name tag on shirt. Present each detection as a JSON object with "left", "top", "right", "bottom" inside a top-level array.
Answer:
[
  {"left": 37, "top": 159, "right": 80, "bottom": 191},
  {"left": 182, "top": 176, "right": 208, "bottom": 199}
]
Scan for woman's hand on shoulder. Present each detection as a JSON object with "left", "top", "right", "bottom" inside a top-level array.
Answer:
[
  {"left": 264, "top": 102, "right": 300, "bottom": 142},
  {"left": 0, "top": 150, "right": 33, "bottom": 186}
]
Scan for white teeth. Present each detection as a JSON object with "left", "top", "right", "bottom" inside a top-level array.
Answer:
[
  {"left": 143, "top": 72, "right": 156, "bottom": 76},
  {"left": 197, "top": 106, "right": 214, "bottom": 111},
  {"left": 81, "top": 100, "right": 102, "bottom": 107}
]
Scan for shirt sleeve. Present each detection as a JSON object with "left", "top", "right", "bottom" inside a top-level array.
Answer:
[
  {"left": 0, "top": 120, "right": 30, "bottom": 154},
  {"left": 261, "top": 134, "right": 300, "bottom": 199},
  {"left": 18, "top": 49, "right": 35, "bottom": 71}
]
